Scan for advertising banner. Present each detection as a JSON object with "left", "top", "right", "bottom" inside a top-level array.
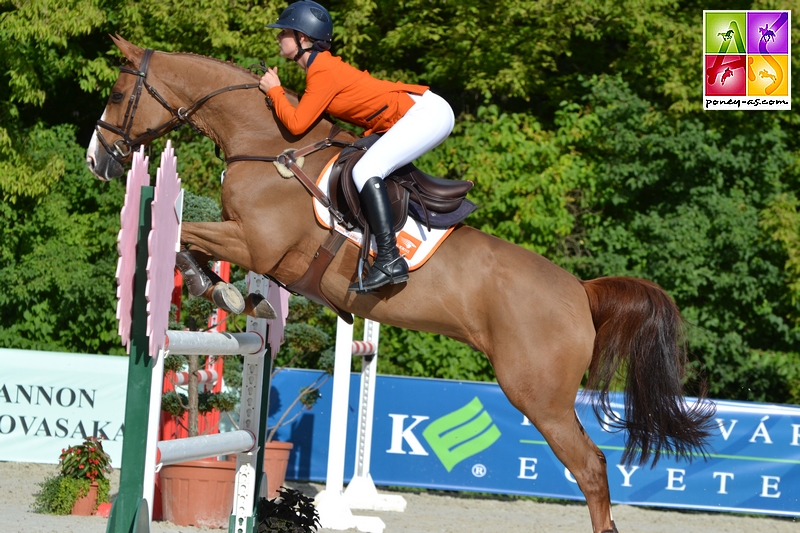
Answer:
[
  {"left": 271, "top": 369, "right": 800, "bottom": 517},
  {"left": 2, "top": 350, "right": 799, "bottom": 516},
  {"left": 0, "top": 349, "right": 127, "bottom": 466}
]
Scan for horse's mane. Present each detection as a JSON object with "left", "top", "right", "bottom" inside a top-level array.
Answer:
[
  {"left": 137, "top": 48, "right": 349, "bottom": 135},
  {"left": 171, "top": 51, "right": 302, "bottom": 100}
]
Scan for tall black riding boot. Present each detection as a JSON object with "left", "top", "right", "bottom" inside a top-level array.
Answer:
[{"left": 348, "top": 177, "right": 409, "bottom": 293}]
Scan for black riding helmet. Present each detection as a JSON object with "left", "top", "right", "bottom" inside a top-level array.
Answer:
[{"left": 268, "top": 1, "right": 333, "bottom": 59}]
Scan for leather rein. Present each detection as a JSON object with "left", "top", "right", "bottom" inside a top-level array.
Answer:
[
  {"left": 95, "top": 49, "right": 263, "bottom": 162},
  {"left": 95, "top": 48, "right": 362, "bottom": 227},
  {"left": 96, "top": 48, "right": 364, "bottom": 321}
]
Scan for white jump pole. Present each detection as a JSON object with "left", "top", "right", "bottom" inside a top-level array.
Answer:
[
  {"left": 156, "top": 430, "right": 257, "bottom": 467},
  {"left": 165, "top": 330, "right": 264, "bottom": 356},
  {"left": 315, "top": 318, "right": 385, "bottom": 533},
  {"left": 344, "top": 320, "right": 406, "bottom": 512}
]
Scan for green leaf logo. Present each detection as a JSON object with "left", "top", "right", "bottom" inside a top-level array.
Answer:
[{"left": 422, "top": 397, "right": 501, "bottom": 472}]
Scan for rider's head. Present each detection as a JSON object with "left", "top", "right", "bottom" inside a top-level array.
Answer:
[{"left": 268, "top": 1, "right": 333, "bottom": 61}]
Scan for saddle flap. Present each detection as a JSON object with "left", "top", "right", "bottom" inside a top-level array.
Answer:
[{"left": 329, "top": 150, "right": 408, "bottom": 232}]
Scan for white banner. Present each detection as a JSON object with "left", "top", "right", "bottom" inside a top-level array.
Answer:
[{"left": 0, "top": 349, "right": 127, "bottom": 467}]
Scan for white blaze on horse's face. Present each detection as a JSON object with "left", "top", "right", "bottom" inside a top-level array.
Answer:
[
  {"left": 87, "top": 75, "right": 140, "bottom": 182},
  {"left": 86, "top": 109, "right": 110, "bottom": 181}
]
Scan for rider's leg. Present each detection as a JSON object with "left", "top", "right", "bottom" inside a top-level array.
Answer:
[
  {"left": 351, "top": 91, "right": 455, "bottom": 191},
  {"left": 348, "top": 91, "right": 454, "bottom": 293},
  {"left": 348, "top": 176, "right": 410, "bottom": 293}
]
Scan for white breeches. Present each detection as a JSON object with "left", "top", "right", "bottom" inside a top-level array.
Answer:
[{"left": 352, "top": 90, "right": 455, "bottom": 191}]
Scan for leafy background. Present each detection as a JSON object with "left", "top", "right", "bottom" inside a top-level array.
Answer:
[{"left": 1, "top": 0, "right": 798, "bottom": 403}]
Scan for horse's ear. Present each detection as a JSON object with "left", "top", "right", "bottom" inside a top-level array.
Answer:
[{"left": 111, "top": 34, "right": 144, "bottom": 67}]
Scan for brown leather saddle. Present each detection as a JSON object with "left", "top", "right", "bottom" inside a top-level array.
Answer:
[
  {"left": 285, "top": 133, "right": 477, "bottom": 326},
  {"left": 327, "top": 134, "right": 477, "bottom": 234}
]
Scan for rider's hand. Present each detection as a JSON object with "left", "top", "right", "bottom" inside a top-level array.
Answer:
[{"left": 259, "top": 67, "right": 281, "bottom": 93}]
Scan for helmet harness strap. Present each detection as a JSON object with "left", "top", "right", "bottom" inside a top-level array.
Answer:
[{"left": 292, "top": 30, "right": 314, "bottom": 61}]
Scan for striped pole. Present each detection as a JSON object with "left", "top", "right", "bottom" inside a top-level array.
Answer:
[{"left": 350, "top": 341, "right": 376, "bottom": 356}]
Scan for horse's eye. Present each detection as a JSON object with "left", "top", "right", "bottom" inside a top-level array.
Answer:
[{"left": 111, "top": 92, "right": 125, "bottom": 104}]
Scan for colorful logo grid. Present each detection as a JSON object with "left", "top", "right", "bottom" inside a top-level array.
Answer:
[{"left": 704, "top": 11, "right": 791, "bottom": 110}]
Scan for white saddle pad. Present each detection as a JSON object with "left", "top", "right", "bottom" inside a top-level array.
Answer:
[{"left": 312, "top": 156, "right": 455, "bottom": 271}]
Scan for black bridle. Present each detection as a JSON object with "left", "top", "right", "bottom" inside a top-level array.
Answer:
[{"left": 94, "top": 48, "right": 261, "bottom": 162}]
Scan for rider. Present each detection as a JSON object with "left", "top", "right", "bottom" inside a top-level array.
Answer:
[{"left": 260, "top": 0, "right": 455, "bottom": 293}]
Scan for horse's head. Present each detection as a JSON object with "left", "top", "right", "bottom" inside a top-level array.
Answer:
[{"left": 87, "top": 36, "right": 179, "bottom": 180}]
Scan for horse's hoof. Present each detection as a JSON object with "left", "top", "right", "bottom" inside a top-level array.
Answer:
[
  {"left": 600, "top": 520, "right": 620, "bottom": 533},
  {"left": 211, "top": 282, "right": 245, "bottom": 314},
  {"left": 245, "top": 293, "right": 277, "bottom": 319}
]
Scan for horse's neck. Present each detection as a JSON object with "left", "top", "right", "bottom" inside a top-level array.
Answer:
[
  {"left": 161, "top": 55, "right": 348, "bottom": 277},
  {"left": 160, "top": 53, "right": 332, "bottom": 156}
]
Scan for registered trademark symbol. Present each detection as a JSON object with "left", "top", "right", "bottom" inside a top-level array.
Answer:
[{"left": 472, "top": 464, "right": 487, "bottom": 477}]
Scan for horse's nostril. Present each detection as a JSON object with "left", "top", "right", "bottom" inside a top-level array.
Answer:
[{"left": 86, "top": 155, "right": 96, "bottom": 170}]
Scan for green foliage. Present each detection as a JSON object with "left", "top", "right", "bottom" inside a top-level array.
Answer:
[
  {"left": 201, "top": 390, "right": 239, "bottom": 413},
  {"left": 161, "top": 390, "right": 187, "bottom": 417},
  {"left": 32, "top": 437, "right": 112, "bottom": 515},
  {"left": 32, "top": 475, "right": 92, "bottom": 515},
  {"left": 379, "top": 328, "right": 493, "bottom": 382},
  {"left": 275, "top": 296, "right": 337, "bottom": 371},
  {"left": 182, "top": 189, "right": 222, "bottom": 223},
  {"left": 760, "top": 192, "right": 800, "bottom": 314},
  {"left": 257, "top": 487, "right": 320, "bottom": 533},
  {"left": 0, "top": 122, "right": 125, "bottom": 355},
  {"left": 58, "top": 437, "right": 113, "bottom": 482},
  {"left": 562, "top": 75, "right": 800, "bottom": 402}
]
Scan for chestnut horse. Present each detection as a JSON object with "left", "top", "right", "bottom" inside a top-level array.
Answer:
[{"left": 86, "top": 37, "right": 714, "bottom": 532}]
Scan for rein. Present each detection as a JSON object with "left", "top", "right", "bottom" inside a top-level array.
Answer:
[
  {"left": 97, "top": 48, "right": 362, "bottom": 232},
  {"left": 95, "top": 48, "right": 260, "bottom": 162}
]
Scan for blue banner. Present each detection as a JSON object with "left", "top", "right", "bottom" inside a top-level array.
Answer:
[{"left": 269, "top": 369, "right": 800, "bottom": 517}]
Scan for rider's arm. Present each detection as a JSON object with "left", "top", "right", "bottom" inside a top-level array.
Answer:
[{"left": 266, "top": 63, "right": 338, "bottom": 135}]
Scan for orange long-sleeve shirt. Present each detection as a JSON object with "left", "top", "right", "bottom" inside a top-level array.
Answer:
[{"left": 266, "top": 52, "right": 429, "bottom": 136}]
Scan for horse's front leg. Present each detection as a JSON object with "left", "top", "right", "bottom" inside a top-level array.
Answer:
[{"left": 178, "top": 221, "right": 276, "bottom": 319}]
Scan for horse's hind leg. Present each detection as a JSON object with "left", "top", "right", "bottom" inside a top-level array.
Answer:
[
  {"left": 533, "top": 409, "right": 618, "bottom": 533},
  {"left": 495, "top": 340, "right": 615, "bottom": 532}
]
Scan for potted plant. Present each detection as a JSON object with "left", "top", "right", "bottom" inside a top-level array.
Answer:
[
  {"left": 153, "top": 191, "right": 244, "bottom": 528},
  {"left": 158, "top": 295, "right": 335, "bottom": 521},
  {"left": 32, "top": 437, "right": 113, "bottom": 516},
  {"left": 157, "top": 284, "right": 241, "bottom": 528},
  {"left": 257, "top": 487, "right": 321, "bottom": 533}
]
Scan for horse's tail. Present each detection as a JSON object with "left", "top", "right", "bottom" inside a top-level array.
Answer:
[{"left": 580, "top": 276, "right": 716, "bottom": 466}]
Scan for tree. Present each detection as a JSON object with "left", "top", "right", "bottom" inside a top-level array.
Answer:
[
  {"left": 561, "top": 75, "right": 800, "bottom": 402},
  {"left": 1, "top": 0, "right": 799, "bottom": 404}
]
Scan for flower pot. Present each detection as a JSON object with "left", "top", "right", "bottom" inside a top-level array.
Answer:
[
  {"left": 159, "top": 458, "right": 236, "bottom": 528},
  {"left": 263, "top": 441, "right": 294, "bottom": 499},
  {"left": 71, "top": 481, "right": 98, "bottom": 516}
]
